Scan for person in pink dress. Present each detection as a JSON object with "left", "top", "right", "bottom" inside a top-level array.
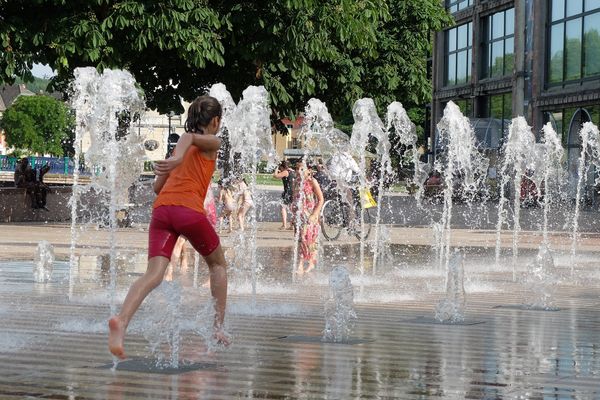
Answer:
[{"left": 291, "top": 161, "right": 324, "bottom": 276}]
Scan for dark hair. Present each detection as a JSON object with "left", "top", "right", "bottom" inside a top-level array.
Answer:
[
  {"left": 184, "top": 96, "right": 222, "bottom": 134},
  {"left": 279, "top": 160, "right": 288, "bottom": 170}
]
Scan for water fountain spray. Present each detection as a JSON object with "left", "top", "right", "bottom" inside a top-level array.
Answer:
[
  {"left": 293, "top": 99, "right": 335, "bottom": 279},
  {"left": 70, "top": 68, "right": 146, "bottom": 313},
  {"left": 323, "top": 266, "right": 356, "bottom": 342},
  {"left": 387, "top": 102, "right": 427, "bottom": 203},
  {"left": 351, "top": 99, "right": 385, "bottom": 276},
  {"left": 570, "top": 122, "right": 600, "bottom": 275},
  {"left": 434, "top": 250, "right": 466, "bottom": 323},
  {"left": 435, "top": 102, "right": 488, "bottom": 270},
  {"left": 494, "top": 117, "right": 535, "bottom": 279},
  {"left": 524, "top": 243, "right": 557, "bottom": 310},
  {"left": 34, "top": 241, "right": 54, "bottom": 283},
  {"left": 540, "top": 123, "right": 565, "bottom": 245},
  {"left": 227, "top": 86, "right": 276, "bottom": 297}
]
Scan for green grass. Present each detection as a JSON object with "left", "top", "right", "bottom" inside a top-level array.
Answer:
[{"left": 212, "top": 173, "right": 282, "bottom": 187}]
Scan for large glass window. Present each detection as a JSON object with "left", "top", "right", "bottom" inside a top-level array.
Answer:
[
  {"left": 467, "top": 93, "right": 512, "bottom": 151},
  {"left": 454, "top": 98, "right": 474, "bottom": 117},
  {"left": 446, "top": 0, "right": 473, "bottom": 13},
  {"left": 445, "top": 22, "right": 473, "bottom": 86},
  {"left": 483, "top": 8, "right": 515, "bottom": 78},
  {"left": 548, "top": 0, "right": 600, "bottom": 84}
]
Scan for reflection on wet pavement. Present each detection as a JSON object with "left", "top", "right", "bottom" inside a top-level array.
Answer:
[{"left": 0, "top": 243, "right": 599, "bottom": 398}]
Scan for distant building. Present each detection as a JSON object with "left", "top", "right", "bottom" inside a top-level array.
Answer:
[
  {"left": 278, "top": 116, "right": 304, "bottom": 160},
  {"left": 431, "top": 0, "right": 600, "bottom": 176}
]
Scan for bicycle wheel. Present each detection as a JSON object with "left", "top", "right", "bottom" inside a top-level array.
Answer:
[
  {"left": 320, "top": 199, "right": 344, "bottom": 241},
  {"left": 354, "top": 207, "right": 373, "bottom": 240}
]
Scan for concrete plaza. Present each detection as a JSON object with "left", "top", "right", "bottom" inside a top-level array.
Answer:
[{"left": 0, "top": 221, "right": 599, "bottom": 398}]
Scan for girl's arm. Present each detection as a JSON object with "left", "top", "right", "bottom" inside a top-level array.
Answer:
[
  {"left": 154, "top": 133, "right": 222, "bottom": 175},
  {"left": 309, "top": 178, "right": 325, "bottom": 222},
  {"left": 154, "top": 133, "right": 193, "bottom": 175},
  {"left": 273, "top": 169, "right": 289, "bottom": 179},
  {"left": 153, "top": 173, "right": 169, "bottom": 194}
]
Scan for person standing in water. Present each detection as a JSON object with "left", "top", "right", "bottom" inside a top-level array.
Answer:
[
  {"left": 108, "top": 96, "right": 229, "bottom": 359},
  {"left": 291, "top": 160, "right": 324, "bottom": 276},
  {"left": 273, "top": 160, "right": 294, "bottom": 229}
]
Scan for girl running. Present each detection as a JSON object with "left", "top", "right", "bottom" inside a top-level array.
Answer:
[{"left": 108, "top": 96, "right": 229, "bottom": 359}]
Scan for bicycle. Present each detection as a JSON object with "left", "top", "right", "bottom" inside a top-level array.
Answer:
[{"left": 320, "top": 188, "right": 374, "bottom": 241}]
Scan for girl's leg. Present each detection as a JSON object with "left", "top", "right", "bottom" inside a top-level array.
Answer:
[
  {"left": 180, "top": 241, "right": 189, "bottom": 272},
  {"left": 281, "top": 205, "right": 288, "bottom": 229},
  {"left": 176, "top": 209, "right": 230, "bottom": 345},
  {"left": 238, "top": 204, "right": 249, "bottom": 231},
  {"left": 305, "top": 252, "right": 317, "bottom": 274},
  {"left": 109, "top": 255, "right": 170, "bottom": 359},
  {"left": 202, "top": 245, "right": 229, "bottom": 344}
]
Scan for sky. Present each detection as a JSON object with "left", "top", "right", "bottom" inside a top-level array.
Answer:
[{"left": 31, "top": 63, "right": 55, "bottom": 79}]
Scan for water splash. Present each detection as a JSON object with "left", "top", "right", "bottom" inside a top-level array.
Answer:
[
  {"left": 69, "top": 67, "right": 146, "bottom": 313},
  {"left": 435, "top": 102, "right": 488, "bottom": 269},
  {"left": 227, "top": 86, "right": 275, "bottom": 300},
  {"left": 570, "top": 122, "right": 600, "bottom": 274},
  {"left": 524, "top": 244, "right": 557, "bottom": 310},
  {"left": 386, "top": 102, "right": 426, "bottom": 202},
  {"left": 351, "top": 99, "right": 384, "bottom": 276},
  {"left": 323, "top": 266, "right": 357, "bottom": 342},
  {"left": 434, "top": 250, "right": 466, "bottom": 323},
  {"left": 142, "top": 281, "right": 183, "bottom": 368},
  {"left": 34, "top": 240, "right": 54, "bottom": 283},
  {"left": 540, "top": 123, "right": 565, "bottom": 245},
  {"left": 494, "top": 117, "right": 535, "bottom": 279}
]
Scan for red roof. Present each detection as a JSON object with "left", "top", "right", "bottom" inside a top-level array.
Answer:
[{"left": 280, "top": 115, "right": 304, "bottom": 129}]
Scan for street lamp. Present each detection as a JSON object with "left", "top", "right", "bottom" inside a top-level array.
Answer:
[{"left": 166, "top": 111, "right": 180, "bottom": 159}]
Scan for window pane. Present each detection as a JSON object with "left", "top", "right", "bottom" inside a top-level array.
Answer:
[
  {"left": 586, "top": 0, "right": 600, "bottom": 11},
  {"left": 505, "top": 8, "right": 515, "bottom": 36},
  {"left": 458, "top": 0, "right": 468, "bottom": 10},
  {"left": 456, "top": 50, "right": 468, "bottom": 84},
  {"left": 584, "top": 12, "right": 600, "bottom": 76},
  {"left": 503, "top": 93, "right": 512, "bottom": 120},
  {"left": 490, "top": 95, "right": 503, "bottom": 118},
  {"left": 447, "top": 53, "right": 457, "bottom": 85},
  {"left": 565, "top": 18, "right": 582, "bottom": 80},
  {"left": 491, "top": 40, "right": 504, "bottom": 77},
  {"left": 550, "top": 23, "right": 564, "bottom": 82},
  {"left": 467, "top": 22, "right": 472, "bottom": 46},
  {"left": 566, "top": 0, "right": 583, "bottom": 17},
  {"left": 552, "top": 0, "right": 565, "bottom": 21},
  {"left": 448, "top": 28, "right": 457, "bottom": 52},
  {"left": 458, "top": 24, "right": 468, "bottom": 49},
  {"left": 492, "top": 12, "right": 504, "bottom": 39},
  {"left": 467, "top": 50, "right": 472, "bottom": 81},
  {"left": 505, "top": 38, "right": 515, "bottom": 75}
]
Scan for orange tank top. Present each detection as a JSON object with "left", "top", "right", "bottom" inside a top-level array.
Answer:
[{"left": 153, "top": 146, "right": 216, "bottom": 214}]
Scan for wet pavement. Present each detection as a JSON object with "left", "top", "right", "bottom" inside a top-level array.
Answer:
[{"left": 0, "top": 236, "right": 600, "bottom": 399}]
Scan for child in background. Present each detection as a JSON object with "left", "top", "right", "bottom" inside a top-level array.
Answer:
[{"left": 217, "top": 180, "right": 236, "bottom": 233}]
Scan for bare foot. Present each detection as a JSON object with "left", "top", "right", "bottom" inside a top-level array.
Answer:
[
  {"left": 213, "top": 330, "right": 231, "bottom": 346},
  {"left": 108, "top": 316, "right": 127, "bottom": 359}
]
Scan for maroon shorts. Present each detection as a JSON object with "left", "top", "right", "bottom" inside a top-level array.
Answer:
[{"left": 148, "top": 205, "right": 220, "bottom": 259}]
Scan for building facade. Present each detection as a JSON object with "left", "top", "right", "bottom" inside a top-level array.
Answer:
[{"left": 431, "top": 0, "right": 600, "bottom": 170}]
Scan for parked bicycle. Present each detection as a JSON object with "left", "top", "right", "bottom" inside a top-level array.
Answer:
[{"left": 320, "top": 187, "right": 374, "bottom": 241}]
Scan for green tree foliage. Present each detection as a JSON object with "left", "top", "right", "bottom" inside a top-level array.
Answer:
[
  {"left": 0, "top": 95, "right": 75, "bottom": 156},
  {"left": 0, "top": 0, "right": 451, "bottom": 120}
]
